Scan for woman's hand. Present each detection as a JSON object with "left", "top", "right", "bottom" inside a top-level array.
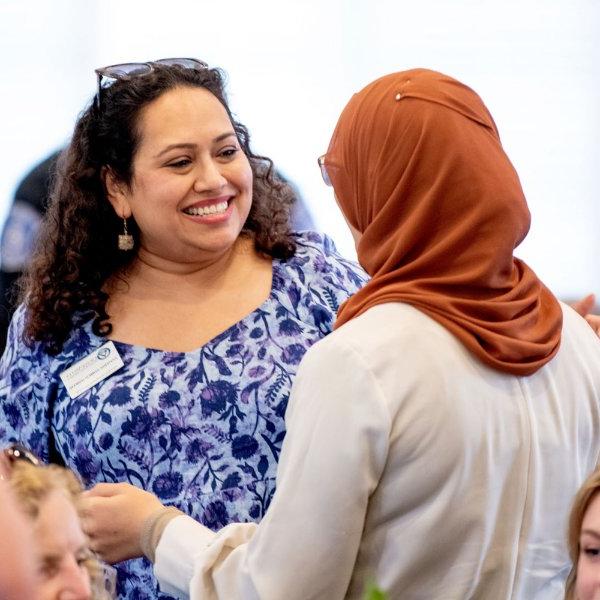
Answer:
[
  {"left": 571, "top": 294, "right": 600, "bottom": 337},
  {"left": 583, "top": 313, "right": 600, "bottom": 336},
  {"left": 80, "top": 482, "right": 164, "bottom": 564}
]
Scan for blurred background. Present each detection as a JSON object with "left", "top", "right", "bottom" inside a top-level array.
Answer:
[{"left": 0, "top": 0, "right": 598, "bottom": 299}]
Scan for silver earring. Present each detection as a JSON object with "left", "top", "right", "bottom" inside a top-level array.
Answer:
[{"left": 118, "top": 217, "right": 134, "bottom": 251}]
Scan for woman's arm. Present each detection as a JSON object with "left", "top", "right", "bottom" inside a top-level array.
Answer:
[{"left": 0, "top": 305, "right": 52, "bottom": 460}]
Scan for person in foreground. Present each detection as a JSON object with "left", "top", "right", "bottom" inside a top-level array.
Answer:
[
  {"left": 565, "top": 468, "right": 600, "bottom": 599},
  {"left": 1, "top": 446, "right": 112, "bottom": 599},
  {"left": 0, "top": 479, "right": 37, "bottom": 599},
  {"left": 82, "top": 68, "right": 600, "bottom": 599},
  {"left": 0, "top": 59, "right": 366, "bottom": 598}
]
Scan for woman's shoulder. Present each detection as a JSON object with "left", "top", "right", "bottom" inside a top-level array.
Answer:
[
  {"left": 264, "top": 231, "right": 367, "bottom": 335},
  {"left": 0, "top": 304, "right": 50, "bottom": 382},
  {"left": 279, "top": 231, "right": 368, "bottom": 290},
  {"left": 3, "top": 303, "right": 32, "bottom": 355},
  {"left": 288, "top": 230, "right": 345, "bottom": 260},
  {"left": 3, "top": 303, "right": 95, "bottom": 366}
]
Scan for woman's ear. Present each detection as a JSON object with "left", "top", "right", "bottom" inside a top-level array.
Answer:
[{"left": 103, "top": 166, "right": 132, "bottom": 219}]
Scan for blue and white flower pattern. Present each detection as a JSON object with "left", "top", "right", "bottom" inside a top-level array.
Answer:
[{"left": 0, "top": 232, "right": 367, "bottom": 599}]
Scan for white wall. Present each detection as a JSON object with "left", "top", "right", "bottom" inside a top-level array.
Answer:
[{"left": 1, "top": 0, "right": 598, "bottom": 298}]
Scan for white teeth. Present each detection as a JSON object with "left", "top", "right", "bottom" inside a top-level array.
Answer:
[{"left": 184, "top": 201, "right": 228, "bottom": 216}]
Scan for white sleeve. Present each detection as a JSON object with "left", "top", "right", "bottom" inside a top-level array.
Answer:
[{"left": 155, "top": 337, "right": 391, "bottom": 600}]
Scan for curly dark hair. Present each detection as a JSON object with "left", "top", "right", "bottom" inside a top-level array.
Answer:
[{"left": 21, "top": 62, "right": 296, "bottom": 355}]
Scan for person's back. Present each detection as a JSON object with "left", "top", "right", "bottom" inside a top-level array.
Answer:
[{"left": 326, "top": 302, "right": 600, "bottom": 599}]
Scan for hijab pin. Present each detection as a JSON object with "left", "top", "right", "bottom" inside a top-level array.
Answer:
[{"left": 395, "top": 92, "right": 402, "bottom": 101}]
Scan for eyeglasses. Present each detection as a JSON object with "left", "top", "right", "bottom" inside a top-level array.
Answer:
[
  {"left": 318, "top": 154, "right": 332, "bottom": 186},
  {"left": 3, "top": 443, "right": 41, "bottom": 467},
  {"left": 94, "top": 57, "right": 208, "bottom": 108}
]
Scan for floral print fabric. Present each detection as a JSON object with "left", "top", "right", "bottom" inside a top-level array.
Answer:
[{"left": 0, "top": 232, "right": 366, "bottom": 599}]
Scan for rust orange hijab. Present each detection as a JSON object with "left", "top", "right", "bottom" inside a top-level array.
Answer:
[{"left": 327, "top": 68, "right": 562, "bottom": 375}]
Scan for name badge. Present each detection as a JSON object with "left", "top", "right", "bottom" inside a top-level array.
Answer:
[{"left": 60, "top": 341, "right": 124, "bottom": 399}]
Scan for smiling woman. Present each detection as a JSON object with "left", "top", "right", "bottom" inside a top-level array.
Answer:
[
  {"left": 0, "top": 60, "right": 367, "bottom": 599},
  {"left": 101, "top": 84, "right": 263, "bottom": 352},
  {"left": 103, "top": 86, "right": 254, "bottom": 273}
]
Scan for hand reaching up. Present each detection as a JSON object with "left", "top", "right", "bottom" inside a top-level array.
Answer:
[{"left": 570, "top": 294, "right": 600, "bottom": 337}]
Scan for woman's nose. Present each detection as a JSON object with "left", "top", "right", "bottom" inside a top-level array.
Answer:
[
  {"left": 58, "top": 559, "right": 92, "bottom": 600},
  {"left": 193, "top": 160, "right": 227, "bottom": 193}
]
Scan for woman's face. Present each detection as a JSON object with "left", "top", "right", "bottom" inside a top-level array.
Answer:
[
  {"left": 576, "top": 492, "right": 600, "bottom": 599},
  {"left": 34, "top": 490, "right": 92, "bottom": 600},
  {"left": 108, "top": 85, "right": 253, "bottom": 265}
]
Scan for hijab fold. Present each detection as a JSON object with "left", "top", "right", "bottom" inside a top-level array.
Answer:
[{"left": 328, "top": 69, "right": 562, "bottom": 376}]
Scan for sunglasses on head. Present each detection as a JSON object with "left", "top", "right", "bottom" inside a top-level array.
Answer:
[
  {"left": 3, "top": 443, "right": 41, "bottom": 467},
  {"left": 94, "top": 57, "right": 209, "bottom": 109}
]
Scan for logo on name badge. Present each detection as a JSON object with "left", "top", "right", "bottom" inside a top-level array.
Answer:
[{"left": 97, "top": 347, "right": 110, "bottom": 360}]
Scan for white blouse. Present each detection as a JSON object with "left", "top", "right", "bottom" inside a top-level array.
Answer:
[{"left": 155, "top": 302, "right": 600, "bottom": 599}]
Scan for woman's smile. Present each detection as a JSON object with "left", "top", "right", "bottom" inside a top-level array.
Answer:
[{"left": 181, "top": 195, "right": 234, "bottom": 222}]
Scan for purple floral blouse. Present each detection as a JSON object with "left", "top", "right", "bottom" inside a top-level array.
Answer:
[{"left": 0, "top": 232, "right": 367, "bottom": 599}]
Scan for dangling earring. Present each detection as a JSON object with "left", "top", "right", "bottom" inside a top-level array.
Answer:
[{"left": 118, "top": 217, "right": 134, "bottom": 251}]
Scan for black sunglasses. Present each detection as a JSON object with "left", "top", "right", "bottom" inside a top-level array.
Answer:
[
  {"left": 3, "top": 443, "right": 41, "bottom": 467},
  {"left": 94, "top": 57, "right": 208, "bottom": 109}
]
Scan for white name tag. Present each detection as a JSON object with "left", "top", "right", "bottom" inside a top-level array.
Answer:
[{"left": 60, "top": 341, "right": 124, "bottom": 399}]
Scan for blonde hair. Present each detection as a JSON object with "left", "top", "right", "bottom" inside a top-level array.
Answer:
[
  {"left": 10, "top": 462, "right": 112, "bottom": 599},
  {"left": 565, "top": 467, "right": 600, "bottom": 599}
]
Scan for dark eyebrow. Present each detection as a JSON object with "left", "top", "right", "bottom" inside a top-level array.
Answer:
[
  {"left": 214, "top": 132, "right": 237, "bottom": 143},
  {"left": 155, "top": 143, "right": 195, "bottom": 158},
  {"left": 154, "top": 132, "right": 237, "bottom": 158}
]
